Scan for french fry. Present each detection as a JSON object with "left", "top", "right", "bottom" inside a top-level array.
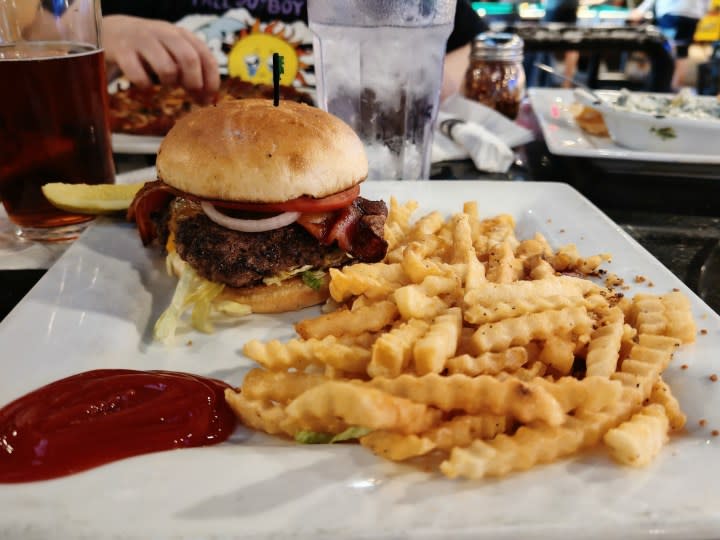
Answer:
[
  {"left": 480, "top": 214, "right": 518, "bottom": 251},
  {"left": 586, "top": 307, "right": 624, "bottom": 377},
  {"left": 359, "top": 431, "right": 436, "bottom": 461},
  {"left": 631, "top": 292, "right": 696, "bottom": 344},
  {"left": 408, "top": 210, "right": 445, "bottom": 239},
  {"left": 450, "top": 213, "right": 475, "bottom": 265},
  {"left": 243, "top": 338, "right": 314, "bottom": 371},
  {"left": 243, "top": 336, "right": 370, "bottom": 374},
  {"left": 425, "top": 414, "right": 508, "bottom": 450},
  {"left": 224, "top": 390, "right": 344, "bottom": 437},
  {"left": 603, "top": 404, "right": 669, "bottom": 467},
  {"left": 534, "top": 376, "right": 623, "bottom": 413},
  {"left": 471, "top": 306, "right": 593, "bottom": 353},
  {"left": 538, "top": 334, "right": 576, "bottom": 375},
  {"left": 649, "top": 378, "right": 686, "bottom": 431},
  {"left": 550, "top": 244, "right": 610, "bottom": 275},
  {"left": 394, "top": 276, "right": 458, "bottom": 320},
  {"left": 526, "top": 256, "right": 556, "bottom": 280},
  {"left": 499, "top": 360, "right": 547, "bottom": 381},
  {"left": 241, "top": 368, "right": 328, "bottom": 403},
  {"left": 384, "top": 197, "right": 419, "bottom": 250},
  {"left": 516, "top": 233, "right": 553, "bottom": 260},
  {"left": 612, "top": 334, "right": 680, "bottom": 400},
  {"left": 464, "top": 293, "right": 606, "bottom": 325},
  {"left": 630, "top": 294, "right": 667, "bottom": 336},
  {"left": 401, "top": 242, "right": 459, "bottom": 283},
  {"left": 486, "top": 239, "right": 523, "bottom": 284},
  {"left": 463, "top": 200, "right": 479, "bottom": 220},
  {"left": 285, "top": 381, "right": 441, "bottom": 434},
  {"left": 464, "top": 276, "right": 600, "bottom": 309},
  {"left": 445, "top": 347, "right": 528, "bottom": 376},
  {"left": 440, "top": 397, "right": 635, "bottom": 479},
  {"left": 464, "top": 253, "right": 487, "bottom": 291},
  {"left": 386, "top": 197, "right": 418, "bottom": 230},
  {"left": 296, "top": 300, "right": 398, "bottom": 339},
  {"left": 413, "top": 307, "right": 462, "bottom": 375},
  {"left": 661, "top": 292, "right": 696, "bottom": 343},
  {"left": 338, "top": 332, "right": 380, "bottom": 349},
  {"left": 367, "top": 374, "right": 565, "bottom": 426},
  {"left": 368, "top": 319, "right": 430, "bottom": 378},
  {"left": 329, "top": 263, "right": 407, "bottom": 302}
]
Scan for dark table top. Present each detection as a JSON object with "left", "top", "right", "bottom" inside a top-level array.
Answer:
[{"left": 2, "top": 140, "right": 719, "bottom": 322}]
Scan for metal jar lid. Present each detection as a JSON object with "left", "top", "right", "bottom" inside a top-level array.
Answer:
[{"left": 470, "top": 32, "right": 524, "bottom": 62}]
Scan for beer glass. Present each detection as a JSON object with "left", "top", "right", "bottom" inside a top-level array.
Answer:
[
  {"left": 0, "top": 0, "right": 115, "bottom": 241},
  {"left": 308, "top": 0, "right": 456, "bottom": 180}
]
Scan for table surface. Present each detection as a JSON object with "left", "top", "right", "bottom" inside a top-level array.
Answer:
[{"left": 2, "top": 133, "right": 719, "bottom": 322}]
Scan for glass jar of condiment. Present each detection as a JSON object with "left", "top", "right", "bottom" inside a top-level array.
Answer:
[{"left": 463, "top": 32, "right": 526, "bottom": 120}]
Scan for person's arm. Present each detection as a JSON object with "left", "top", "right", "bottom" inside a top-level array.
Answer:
[
  {"left": 446, "top": 0, "right": 488, "bottom": 52},
  {"left": 441, "top": 44, "right": 472, "bottom": 100},
  {"left": 629, "top": 0, "right": 656, "bottom": 20},
  {"left": 102, "top": 15, "right": 220, "bottom": 96},
  {"left": 441, "top": 1, "right": 488, "bottom": 101}
]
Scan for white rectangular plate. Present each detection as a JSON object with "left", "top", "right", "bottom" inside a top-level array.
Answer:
[
  {"left": 108, "top": 77, "right": 164, "bottom": 155},
  {"left": 528, "top": 87, "right": 720, "bottom": 164},
  {"left": 1, "top": 181, "right": 719, "bottom": 540},
  {"left": 112, "top": 132, "right": 164, "bottom": 155}
]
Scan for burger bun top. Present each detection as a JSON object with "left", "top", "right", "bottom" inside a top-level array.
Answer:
[{"left": 156, "top": 99, "right": 368, "bottom": 203}]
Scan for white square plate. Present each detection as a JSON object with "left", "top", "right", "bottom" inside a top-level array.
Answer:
[
  {"left": 528, "top": 87, "right": 720, "bottom": 164},
  {"left": 1, "top": 181, "right": 719, "bottom": 539}
]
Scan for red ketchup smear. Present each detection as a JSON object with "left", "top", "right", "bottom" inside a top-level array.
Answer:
[{"left": 0, "top": 369, "right": 236, "bottom": 483}]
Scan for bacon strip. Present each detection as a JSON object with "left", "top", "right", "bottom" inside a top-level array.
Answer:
[
  {"left": 128, "top": 181, "right": 388, "bottom": 261},
  {"left": 127, "top": 180, "right": 182, "bottom": 245}
]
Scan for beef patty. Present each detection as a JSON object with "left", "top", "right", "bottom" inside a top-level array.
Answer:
[{"left": 168, "top": 199, "right": 347, "bottom": 289}]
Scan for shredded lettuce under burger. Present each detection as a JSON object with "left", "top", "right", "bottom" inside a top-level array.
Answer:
[
  {"left": 301, "top": 269, "right": 326, "bottom": 291},
  {"left": 154, "top": 252, "right": 252, "bottom": 344},
  {"left": 262, "top": 264, "right": 314, "bottom": 287}
]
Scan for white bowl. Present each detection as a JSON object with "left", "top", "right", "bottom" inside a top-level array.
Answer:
[{"left": 575, "top": 89, "right": 720, "bottom": 155}]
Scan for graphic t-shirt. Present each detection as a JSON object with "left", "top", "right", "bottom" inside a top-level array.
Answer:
[{"left": 101, "top": 1, "right": 486, "bottom": 92}]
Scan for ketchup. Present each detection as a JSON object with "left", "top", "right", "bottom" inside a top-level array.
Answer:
[{"left": 0, "top": 369, "right": 237, "bottom": 483}]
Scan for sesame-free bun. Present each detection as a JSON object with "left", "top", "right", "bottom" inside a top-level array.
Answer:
[
  {"left": 167, "top": 250, "right": 330, "bottom": 313},
  {"left": 217, "top": 275, "right": 330, "bottom": 314},
  {"left": 156, "top": 99, "right": 368, "bottom": 203}
]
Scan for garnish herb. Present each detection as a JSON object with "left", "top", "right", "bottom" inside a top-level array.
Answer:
[
  {"left": 301, "top": 270, "right": 324, "bottom": 291},
  {"left": 650, "top": 126, "right": 677, "bottom": 140}
]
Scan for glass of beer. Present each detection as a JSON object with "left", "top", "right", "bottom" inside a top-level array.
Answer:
[{"left": 0, "top": 0, "right": 115, "bottom": 241}]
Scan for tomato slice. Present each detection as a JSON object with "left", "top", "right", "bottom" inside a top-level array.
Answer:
[{"left": 208, "top": 184, "right": 360, "bottom": 213}]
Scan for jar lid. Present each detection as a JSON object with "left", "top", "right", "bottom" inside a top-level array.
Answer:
[{"left": 470, "top": 32, "right": 524, "bottom": 61}]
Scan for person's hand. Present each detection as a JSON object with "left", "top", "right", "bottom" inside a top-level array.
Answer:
[
  {"left": 628, "top": 8, "right": 646, "bottom": 23},
  {"left": 103, "top": 15, "right": 220, "bottom": 96}
]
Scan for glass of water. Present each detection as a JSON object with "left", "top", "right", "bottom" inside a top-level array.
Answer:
[{"left": 308, "top": 0, "right": 456, "bottom": 180}]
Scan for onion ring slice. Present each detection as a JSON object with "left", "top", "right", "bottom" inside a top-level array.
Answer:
[{"left": 201, "top": 201, "right": 300, "bottom": 232}]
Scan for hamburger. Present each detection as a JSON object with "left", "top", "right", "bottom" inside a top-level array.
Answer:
[{"left": 128, "top": 99, "right": 388, "bottom": 337}]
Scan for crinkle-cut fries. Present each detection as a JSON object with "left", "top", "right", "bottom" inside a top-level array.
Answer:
[{"left": 226, "top": 198, "right": 696, "bottom": 480}]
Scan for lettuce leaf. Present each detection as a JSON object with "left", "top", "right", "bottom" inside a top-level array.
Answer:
[
  {"left": 301, "top": 269, "right": 326, "bottom": 291},
  {"left": 295, "top": 426, "right": 372, "bottom": 445},
  {"left": 262, "top": 264, "right": 313, "bottom": 287},
  {"left": 294, "top": 431, "right": 334, "bottom": 444},
  {"left": 154, "top": 253, "right": 251, "bottom": 344},
  {"left": 329, "top": 426, "right": 372, "bottom": 443}
]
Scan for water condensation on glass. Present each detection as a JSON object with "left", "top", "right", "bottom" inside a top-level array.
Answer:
[
  {"left": 309, "top": 0, "right": 456, "bottom": 180},
  {"left": 309, "top": 0, "right": 455, "bottom": 26}
]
